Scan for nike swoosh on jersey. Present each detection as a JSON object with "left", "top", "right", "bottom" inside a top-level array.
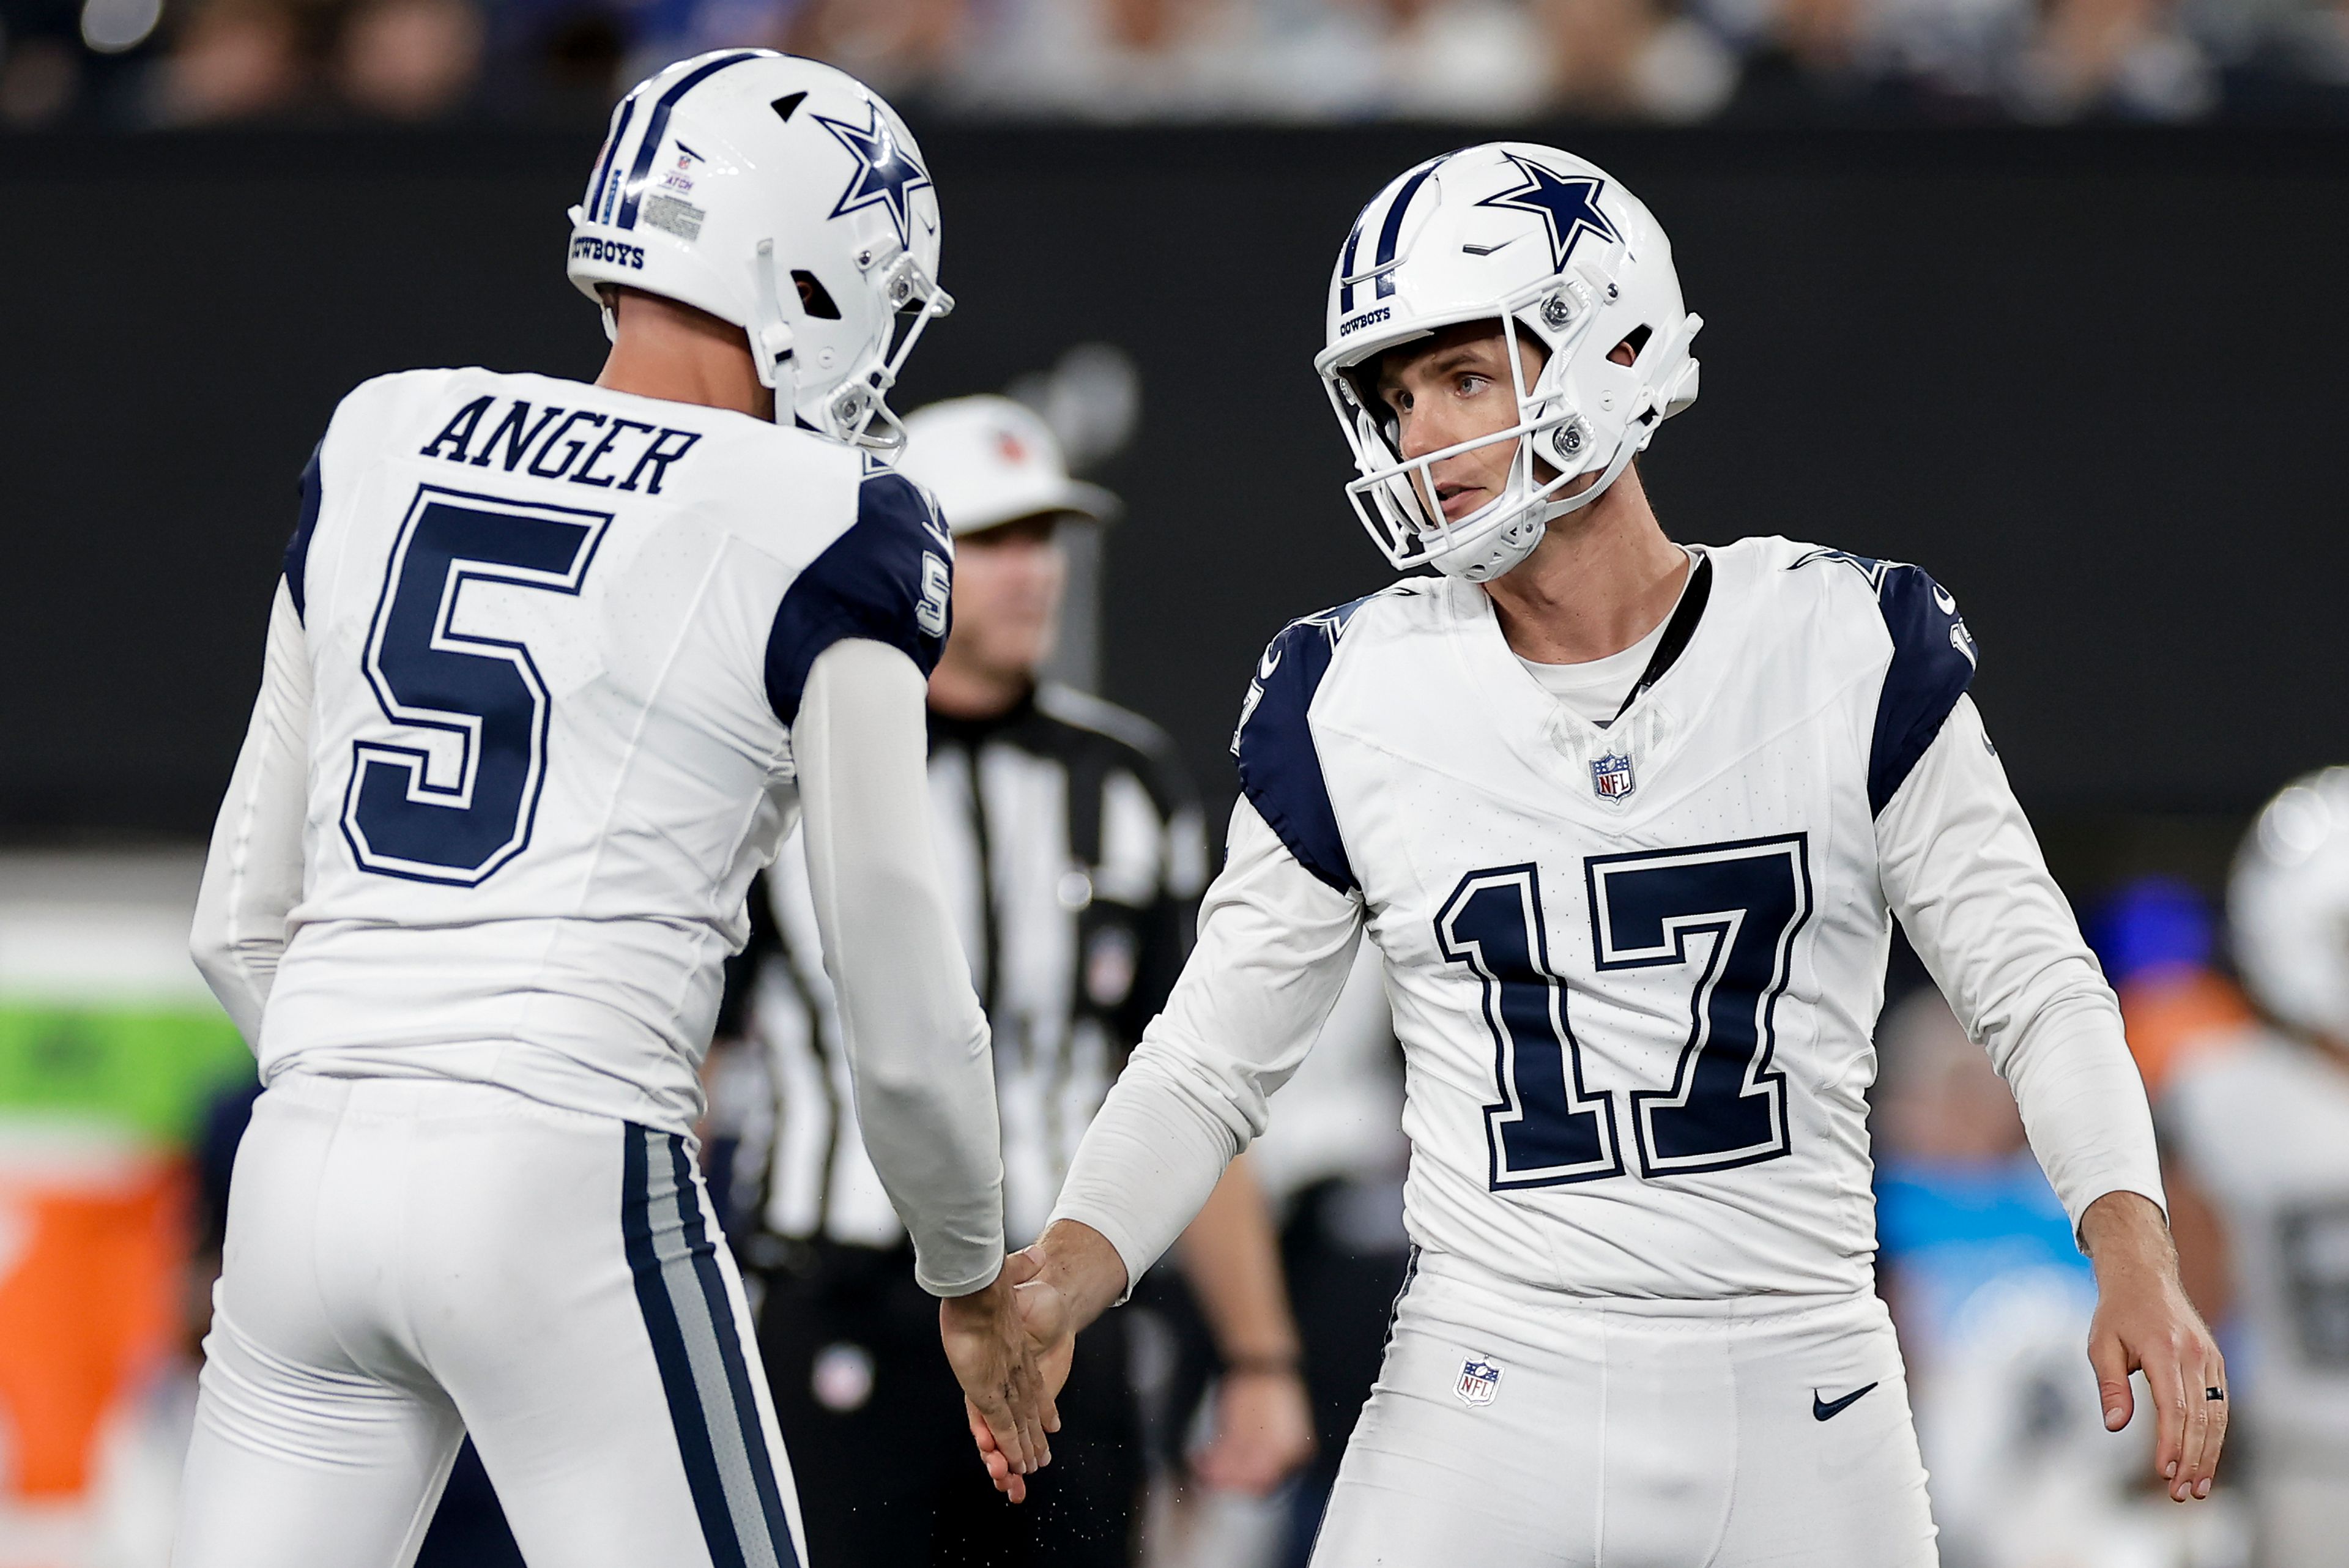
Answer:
[{"left": 1812, "top": 1382, "right": 1879, "bottom": 1421}]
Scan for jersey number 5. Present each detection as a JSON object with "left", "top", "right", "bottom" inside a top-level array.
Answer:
[
  {"left": 342, "top": 486, "right": 610, "bottom": 885},
  {"left": 1437, "top": 834, "right": 1812, "bottom": 1189}
]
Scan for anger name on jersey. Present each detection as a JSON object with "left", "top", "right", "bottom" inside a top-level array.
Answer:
[{"left": 256, "top": 367, "right": 951, "bottom": 1135}]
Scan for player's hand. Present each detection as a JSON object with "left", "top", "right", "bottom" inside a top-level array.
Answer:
[
  {"left": 967, "top": 1222, "right": 1127, "bottom": 1501},
  {"left": 965, "top": 1241, "right": 1081, "bottom": 1503},
  {"left": 2079, "top": 1191, "right": 2228, "bottom": 1503},
  {"left": 940, "top": 1252, "right": 1058, "bottom": 1497},
  {"left": 1190, "top": 1364, "right": 1316, "bottom": 1496}
]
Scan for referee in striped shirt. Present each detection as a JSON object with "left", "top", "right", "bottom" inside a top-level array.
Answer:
[{"left": 718, "top": 395, "right": 1314, "bottom": 1567}]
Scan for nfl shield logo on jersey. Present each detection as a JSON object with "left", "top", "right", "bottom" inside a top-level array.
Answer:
[
  {"left": 1592, "top": 751, "right": 1636, "bottom": 801},
  {"left": 1456, "top": 1354, "right": 1504, "bottom": 1407}
]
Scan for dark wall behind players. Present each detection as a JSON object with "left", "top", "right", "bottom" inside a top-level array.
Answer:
[{"left": 4, "top": 127, "right": 2345, "bottom": 836}]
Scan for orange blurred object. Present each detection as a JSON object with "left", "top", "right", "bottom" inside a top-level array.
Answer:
[
  {"left": 0, "top": 1139, "right": 185, "bottom": 1499},
  {"left": 2117, "top": 966, "right": 2254, "bottom": 1098}
]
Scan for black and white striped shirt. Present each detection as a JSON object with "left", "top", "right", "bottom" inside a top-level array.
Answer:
[{"left": 724, "top": 683, "right": 1208, "bottom": 1252}]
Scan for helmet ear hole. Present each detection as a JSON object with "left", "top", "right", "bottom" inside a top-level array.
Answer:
[
  {"left": 792, "top": 270, "right": 841, "bottom": 320},
  {"left": 569, "top": 54, "right": 948, "bottom": 447},
  {"left": 1611, "top": 325, "right": 1653, "bottom": 366}
]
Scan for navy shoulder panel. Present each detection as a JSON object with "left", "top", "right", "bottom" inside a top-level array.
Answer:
[
  {"left": 764, "top": 470, "right": 954, "bottom": 727},
  {"left": 1797, "top": 550, "right": 1979, "bottom": 814},
  {"left": 283, "top": 440, "right": 324, "bottom": 623},
  {"left": 1230, "top": 596, "right": 1375, "bottom": 895}
]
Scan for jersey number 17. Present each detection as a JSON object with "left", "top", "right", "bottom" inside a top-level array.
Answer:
[{"left": 1437, "top": 834, "right": 1812, "bottom": 1188}]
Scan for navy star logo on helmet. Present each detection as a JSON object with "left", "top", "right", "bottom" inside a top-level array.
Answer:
[
  {"left": 1475, "top": 154, "right": 1622, "bottom": 273},
  {"left": 815, "top": 103, "right": 933, "bottom": 249}
]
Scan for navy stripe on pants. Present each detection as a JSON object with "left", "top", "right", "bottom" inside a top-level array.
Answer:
[{"left": 622, "top": 1124, "right": 800, "bottom": 1568}]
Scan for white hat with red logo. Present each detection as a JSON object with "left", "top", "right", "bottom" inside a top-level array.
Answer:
[{"left": 897, "top": 395, "right": 1121, "bottom": 537}]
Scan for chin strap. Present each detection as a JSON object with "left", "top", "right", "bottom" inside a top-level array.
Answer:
[
  {"left": 750, "top": 239, "right": 801, "bottom": 426},
  {"left": 1441, "top": 422, "right": 1646, "bottom": 582}
]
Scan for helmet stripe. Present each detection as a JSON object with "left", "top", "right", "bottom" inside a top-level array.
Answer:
[
  {"left": 615, "top": 50, "right": 766, "bottom": 231},
  {"left": 1337, "top": 215, "right": 1367, "bottom": 315},
  {"left": 586, "top": 92, "right": 640, "bottom": 224},
  {"left": 1369, "top": 156, "right": 1445, "bottom": 301}
]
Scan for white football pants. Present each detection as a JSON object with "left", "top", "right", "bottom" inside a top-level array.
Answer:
[
  {"left": 170, "top": 1071, "right": 805, "bottom": 1568},
  {"left": 1310, "top": 1250, "right": 1939, "bottom": 1568}
]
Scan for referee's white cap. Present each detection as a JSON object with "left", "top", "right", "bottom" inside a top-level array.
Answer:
[{"left": 897, "top": 395, "right": 1122, "bottom": 537}]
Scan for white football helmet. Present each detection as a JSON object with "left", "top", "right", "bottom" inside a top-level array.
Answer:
[
  {"left": 567, "top": 50, "right": 952, "bottom": 450},
  {"left": 1315, "top": 143, "right": 1703, "bottom": 582},
  {"left": 2230, "top": 766, "right": 2349, "bottom": 1046}
]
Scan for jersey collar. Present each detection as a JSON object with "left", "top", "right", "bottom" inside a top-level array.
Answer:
[
  {"left": 1444, "top": 544, "right": 1724, "bottom": 812},
  {"left": 1606, "top": 551, "right": 1713, "bottom": 727}
]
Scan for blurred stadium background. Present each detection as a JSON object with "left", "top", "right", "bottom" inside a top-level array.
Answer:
[
  {"left": 12, "top": 0, "right": 2349, "bottom": 128},
  {"left": 3, "top": 3, "right": 2348, "bottom": 1564}
]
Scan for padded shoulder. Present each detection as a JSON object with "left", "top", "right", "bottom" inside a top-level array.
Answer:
[
  {"left": 1230, "top": 593, "right": 1381, "bottom": 894},
  {"left": 1791, "top": 548, "right": 1979, "bottom": 814},
  {"left": 763, "top": 470, "right": 955, "bottom": 727}
]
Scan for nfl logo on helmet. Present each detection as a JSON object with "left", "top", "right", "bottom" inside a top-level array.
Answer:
[
  {"left": 1592, "top": 752, "right": 1636, "bottom": 801},
  {"left": 1456, "top": 1355, "right": 1504, "bottom": 1407}
]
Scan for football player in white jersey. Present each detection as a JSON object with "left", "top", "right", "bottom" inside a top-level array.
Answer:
[
  {"left": 2165, "top": 768, "right": 2349, "bottom": 1567},
  {"left": 174, "top": 51, "right": 1053, "bottom": 1568},
  {"left": 971, "top": 144, "right": 2228, "bottom": 1564}
]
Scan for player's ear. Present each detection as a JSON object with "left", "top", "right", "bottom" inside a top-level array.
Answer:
[
  {"left": 792, "top": 271, "right": 841, "bottom": 319},
  {"left": 1608, "top": 325, "right": 1653, "bottom": 368}
]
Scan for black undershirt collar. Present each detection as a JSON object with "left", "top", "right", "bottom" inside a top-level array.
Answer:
[{"left": 1604, "top": 551, "right": 1713, "bottom": 729}]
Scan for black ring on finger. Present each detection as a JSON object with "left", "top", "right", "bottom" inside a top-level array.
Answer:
[{"left": 2206, "top": 1386, "right": 2225, "bottom": 1402}]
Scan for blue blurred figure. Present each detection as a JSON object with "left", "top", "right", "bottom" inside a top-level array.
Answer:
[
  {"left": 2084, "top": 876, "right": 2251, "bottom": 1100},
  {"left": 1872, "top": 986, "right": 2247, "bottom": 1566}
]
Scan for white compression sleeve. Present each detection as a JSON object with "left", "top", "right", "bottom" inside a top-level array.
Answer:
[
  {"left": 795, "top": 637, "right": 1006, "bottom": 1296},
  {"left": 191, "top": 581, "right": 313, "bottom": 1048},
  {"left": 1878, "top": 694, "right": 2165, "bottom": 1232},
  {"left": 1050, "top": 797, "right": 1366, "bottom": 1296}
]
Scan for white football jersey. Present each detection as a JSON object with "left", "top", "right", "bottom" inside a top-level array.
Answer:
[
  {"left": 259, "top": 367, "right": 954, "bottom": 1133},
  {"left": 1233, "top": 537, "right": 1980, "bottom": 1298},
  {"left": 2164, "top": 1030, "right": 2349, "bottom": 1449}
]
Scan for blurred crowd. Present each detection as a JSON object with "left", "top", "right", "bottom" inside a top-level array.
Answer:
[{"left": 7, "top": 0, "right": 2349, "bottom": 132}]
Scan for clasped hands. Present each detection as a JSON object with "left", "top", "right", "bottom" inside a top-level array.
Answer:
[
  {"left": 945, "top": 1227, "right": 1318, "bottom": 1503},
  {"left": 934, "top": 1220, "right": 1136, "bottom": 1504},
  {"left": 937, "top": 1245, "right": 1080, "bottom": 1504}
]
